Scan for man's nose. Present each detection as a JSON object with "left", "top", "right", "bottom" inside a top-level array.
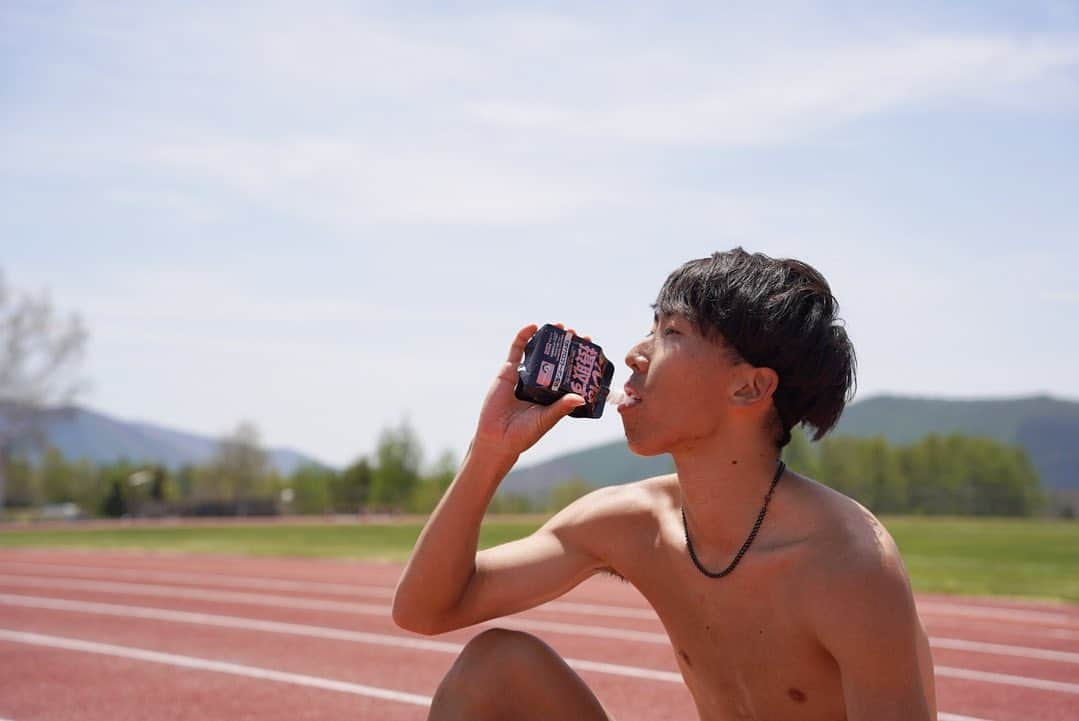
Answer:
[{"left": 625, "top": 341, "right": 649, "bottom": 373}]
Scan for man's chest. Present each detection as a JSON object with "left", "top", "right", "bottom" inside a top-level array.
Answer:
[{"left": 623, "top": 545, "right": 846, "bottom": 720}]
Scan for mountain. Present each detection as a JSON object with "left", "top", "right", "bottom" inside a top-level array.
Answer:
[
  {"left": 832, "top": 395, "right": 1079, "bottom": 491},
  {"left": 8, "top": 405, "right": 328, "bottom": 475},
  {"left": 501, "top": 440, "right": 674, "bottom": 499},
  {"left": 503, "top": 394, "right": 1079, "bottom": 498}
]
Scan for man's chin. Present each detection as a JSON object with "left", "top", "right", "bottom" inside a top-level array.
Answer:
[{"left": 624, "top": 433, "right": 669, "bottom": 458}]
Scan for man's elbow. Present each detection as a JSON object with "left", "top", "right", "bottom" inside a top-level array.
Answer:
[{"left": 391, "top": 589, "right": 450, "bottom": 636}]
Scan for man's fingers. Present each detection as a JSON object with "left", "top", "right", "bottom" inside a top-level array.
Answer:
[
  {"left": 537, "top": 393, "right": 586, "bottom": 435},
  {"left": 560, "top": 324, "right": 591, "bottom": 343},
  {"left": 504, "top": 323, "right": 592, "bottom": 366},
  {"left": 507, "top": 324, "right": 539, "bottom": 363}
]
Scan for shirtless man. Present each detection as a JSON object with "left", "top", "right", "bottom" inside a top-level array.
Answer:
[{"left": 394, "top": 249, "right": 936, "bottom": 720}]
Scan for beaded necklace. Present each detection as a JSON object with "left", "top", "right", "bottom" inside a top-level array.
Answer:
[{"left": 682, "top": 460, "right": 786, "bottom": 578}]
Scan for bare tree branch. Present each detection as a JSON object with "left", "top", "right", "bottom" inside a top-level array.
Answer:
[{"left": 0, "top": 269, "right": 89, "bottom": 510}]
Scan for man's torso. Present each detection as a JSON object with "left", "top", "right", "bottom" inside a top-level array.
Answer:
[{"left": 594, "top": 473, "right": 890, "bottom": 721}]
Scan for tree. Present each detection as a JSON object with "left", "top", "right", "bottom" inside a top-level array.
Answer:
[
  {"left": 546, "top": 477, "right": 594, "bottom": 512},
  {"left": 39, "top": 445, "right": 75, "bottom": 503},
  {"left": 68, "top": 458, "right": 100, "bottom": 513},
  {"left": 782, "top": 427, "right": 819, "bottom": 478},
  {"left": 861, "top": 436, "right": 906, "bottom": 513},
  {"left": 147, "top": 465, "right": 167, "bottom": 501},
  {"left": 409, "top": 450, "right": 457, "bottom": 514},
  {"left": 1, "top": 455, "right": 38, "bottom": 509},
  {"left": 206, "top": 420, "right": 270, "bottom": 503},
  {"left": 332, "top": 457, "right": 373, "bottom": 513},
  {"left": 369, "top": 420, "right": 423, "bottom": 511},
  {"left": 817, "top": 436, "right": 872, "bottom": 503},
  {"left": 488, "top": 492, "right": 536, "bottom": 514},
  {"left": 287, "top": 464, "right": 334, "bottom": 515},
  {"left": 0, "top": 271, "right": 88, "bottom": 512},
  {"left": 96, "top": 458, "right": 139, "bottom": 508},
  {"left": 100, "top": 479, "right": 126, "bottom": 518}
]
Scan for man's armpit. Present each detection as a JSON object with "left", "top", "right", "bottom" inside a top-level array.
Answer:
[{"left": 600, "top": 566, "right": 628, "bottom": 583}]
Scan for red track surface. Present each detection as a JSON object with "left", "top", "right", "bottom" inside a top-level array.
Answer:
[{"left": 0, "top": 549, "right": 1075, "bottom": 720}]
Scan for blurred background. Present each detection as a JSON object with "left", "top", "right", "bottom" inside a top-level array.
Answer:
[{"left": 2, "top": 1, "right": 1077, "bottom": 520}]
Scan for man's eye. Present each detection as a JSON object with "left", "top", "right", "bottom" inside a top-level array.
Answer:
[{"left": 663, "top": 327, "right": 679, "bottom": 336}]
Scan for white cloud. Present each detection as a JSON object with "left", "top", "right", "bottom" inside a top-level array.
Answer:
[
  {"left": 469, "top": 34, "right": 1079, "bottom": 146},
  {"left": 142, "top": 137, "right": 618, "bottom": 226},
  {"left": 1039, "top": 290, "right": 1079, "bottom": 304}
]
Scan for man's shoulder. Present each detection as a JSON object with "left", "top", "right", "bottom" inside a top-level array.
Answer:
[
  {"left": 793, "top": 479, "right": 914, "bottom": 618},
  {"left": 546, "top": 473, "right": 676, "bottom": 532}
]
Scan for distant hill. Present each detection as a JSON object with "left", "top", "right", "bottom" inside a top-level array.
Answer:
[
  {"left": 501, "top": 440, "right": 674, "bottom": 499},
  {"left": 503, "top": 394, "right": 1079, "bottom": 498},
  {"left": 8, "top": 405, "right": 327, "bottom": 476},
  {"left": 834, "top": 395, "right": 1079, "bottom": 490}
]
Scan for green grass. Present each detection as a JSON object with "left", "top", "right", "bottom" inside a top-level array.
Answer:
[
  {"left": 2, "top": 516, "right": 1076, "bottom": 602},
  {"left": 882, "top": 516, "right": 1079, "bottom": 602},
  {"left": 0, "top": 518, "right": 543, "bottom": 563}
]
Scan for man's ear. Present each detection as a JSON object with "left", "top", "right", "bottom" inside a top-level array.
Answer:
[{"left": 731, "top": 366, "right": 778, "bottom": 407}]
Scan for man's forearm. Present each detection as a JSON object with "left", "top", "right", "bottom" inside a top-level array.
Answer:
[{"left": 391, "top": 441, "right": 518, "bottom": 634}]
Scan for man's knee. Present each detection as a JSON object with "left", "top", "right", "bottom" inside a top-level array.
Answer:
[
  {"left": 430, "top": 628, "right": 544, "bottom": 718},
  {"left": 430, "top": 628, "right": 609, "bottom": 721},
  {"left": 451, "top": 628, "right": 548, "bottom": 678}
]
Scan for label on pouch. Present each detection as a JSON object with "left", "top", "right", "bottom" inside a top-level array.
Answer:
[{"left": 551, "top": 331, "right": 574, "bottom": 392}]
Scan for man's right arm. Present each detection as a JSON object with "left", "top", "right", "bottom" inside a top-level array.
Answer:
[{"left": 392, "top": 324, "right": 603, "bottom": 636}]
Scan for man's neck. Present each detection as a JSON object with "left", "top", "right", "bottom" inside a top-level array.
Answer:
[{"left": 672, "top": 430, "right": 783, "bottom": 555}]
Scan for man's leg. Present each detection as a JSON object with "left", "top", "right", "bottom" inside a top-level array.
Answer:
[{"left": 428, "top": 628, "right": 614, "bottom": 721}]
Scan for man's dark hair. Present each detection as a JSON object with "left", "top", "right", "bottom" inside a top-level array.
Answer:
[{"left": 654, "top": 248, "right": 856, "bottom": 448}]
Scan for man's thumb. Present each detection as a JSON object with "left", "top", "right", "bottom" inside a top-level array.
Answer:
[
  {"left": 539, "top": 393, "right": 586, "bottom": 430},
  {"left": 560, "top": 393, "right": 587, "bottom": 414}
]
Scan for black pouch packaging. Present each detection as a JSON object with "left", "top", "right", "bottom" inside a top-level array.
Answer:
[{"left": 514, "top": 324, "right": 616, "bottom": 418}]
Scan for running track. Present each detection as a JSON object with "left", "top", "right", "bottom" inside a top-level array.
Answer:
[{"left": 0, "top": 549, "right": 1075, "bottom": 720}]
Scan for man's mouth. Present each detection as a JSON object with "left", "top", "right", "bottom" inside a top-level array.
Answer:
[{"left": 618, "top": 386, "right": 641, "bottom": 410}]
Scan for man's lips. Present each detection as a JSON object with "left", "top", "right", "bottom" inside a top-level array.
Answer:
[{"left": 617, "top": 385, "right": 642, "bottom": 411}]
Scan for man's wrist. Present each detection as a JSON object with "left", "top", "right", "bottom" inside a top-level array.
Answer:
[{"left": 465, "top": 437, "right": 519, "bottom": 481}]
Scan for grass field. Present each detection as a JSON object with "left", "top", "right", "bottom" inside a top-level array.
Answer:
[{"left": 1, "top": 515, "right": 1076, "bottom": 603}]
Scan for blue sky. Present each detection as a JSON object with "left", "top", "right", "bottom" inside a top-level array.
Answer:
[{"left": 2, "top": 1, "right": 1078, "bottom": 470}]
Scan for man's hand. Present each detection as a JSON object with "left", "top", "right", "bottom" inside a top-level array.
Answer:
[{"left": 472, "top": 323, "right": 587, "bottom": 460}]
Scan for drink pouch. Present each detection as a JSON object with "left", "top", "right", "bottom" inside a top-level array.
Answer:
[{"left": 514, "top": 324, "right": 615, "bottom": 418}]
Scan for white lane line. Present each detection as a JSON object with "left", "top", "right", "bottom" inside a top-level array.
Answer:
[
  {"left": 936, "top": 665, "right": 1079, "bottom": 694},
  {"left": 4, "top": 575, "right": 1077, "bottom": 666},
  {"left": 0, "top": 628, "right": 432, "bottom": 707},
  {"left": 0, "top": 561, "right": 394, "bottom": 599},
  {"left": 932, "top": 637, "right": 1079, "bottom": 664},
  {"left": 498, "top": 617, "right": 667, "bottom": 643},
  {"left": 0, "top": 575, "right": 668, "bottom": 645},
  {"left": 1050, "top": 629, "right": 1079, "bottom": 641},
  {"left": 0, "top": 609, "right": 1005, "bottom": 721},
  {"left": 0, "top": 593, "right": 464, "bottom": 653},
  {"left": 543, "top": 600, "right": 657, "bottom": 620},
  {"left": 7, "top": 592, "right": 1078, "bottom": 697},
  {"left": 918, "top": 602, "right": 1076, "bottom": 626},
  {"left": 0, "top": 627, "right": 997, "bottom": 721},
  {"left": 0, "top": 564, "right": 657, "bottom": 620},
  {"left": 0, "top": 594, "right": 682, "bottom": 683},
  {"left": 6, "top": 563, "right": 1068, "bottom": 628},
  {"left": 0, "top": 574, "right": 387, "bottom": 614}
]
